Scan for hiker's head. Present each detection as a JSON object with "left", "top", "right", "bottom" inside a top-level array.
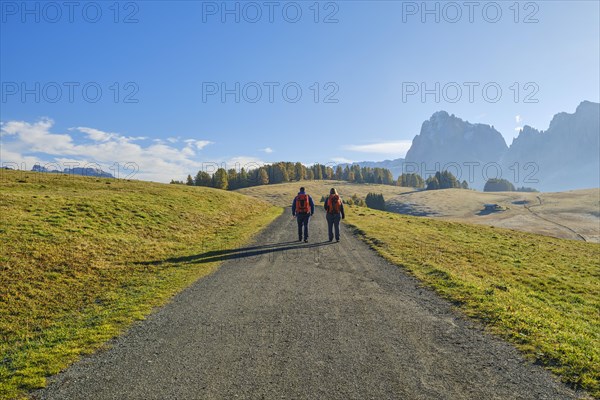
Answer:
[
  {"left": 300, "top": 187, "right": 305, "bottom": 193},
  {"left": 330, "top": 188, "right": 337, "bottom": 195}
]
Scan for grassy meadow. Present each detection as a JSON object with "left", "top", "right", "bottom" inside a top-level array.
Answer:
[
  {"left": 237, "top": 180, "right": 414, "bottom": 207},
  {"left": 0, "top": 170, "right": 281, "bottom": 399},
  {"left": 1, "top": 174, "right": 598, "bottom": 398},
  {"left": 238, "top": 181, "right": 600, "bottom": 242},
  {"left": 343, "top": 206, "right": 599, "bottom": 397}
]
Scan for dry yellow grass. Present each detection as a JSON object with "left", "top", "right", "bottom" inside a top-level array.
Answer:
[
  {"left": 238, "top": 182, "right": 600, "bottom": 242},
  {"left": 237, "top": 181, "right": 414, "bottom": 207}
]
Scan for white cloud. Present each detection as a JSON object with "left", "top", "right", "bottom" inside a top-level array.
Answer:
[
  {"left": 343, "top": 140, "right": 412, "bottom": 157},
  {"left": 515, "top": 115, "right": 522, "bottom": 123},
  {"left": 331, "top": 157, "right": 353, "bottom": 164},
  {"left": 0, "top": 148, "right": 45, "bottom": 170},
  {"left": 72, "top": 127, "right": 116, "bottom": 142},
  {"left": 1, "top": 119, "right": 73, "bottom": 154},
  {"left": 184, "top": 139, "right": 213, "bottom": 150},
  {"left": 124, "top": 136, "right": 148, "bottom": 142},
  {"left": 0, "top": 118, "right": 214, "bottom": 183},
  {"left": 261, "top": 147, "right": 274, "bottom": 154}
]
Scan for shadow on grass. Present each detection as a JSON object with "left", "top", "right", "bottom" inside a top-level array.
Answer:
[
  {"left": 476, "top": 209, "right": 504, "bottom": 216},
  {"left": 137, "top": 240, "right": 334, "bottom": 266}
]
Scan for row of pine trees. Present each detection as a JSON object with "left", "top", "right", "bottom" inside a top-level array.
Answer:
[
  {"left": 425, "top": 171, "right": 470, "bottom": 190},
  {"left": 396, "top": 171, "right": 469, "bottom": 190},
  {"left": 173, "top": 162, "right": 470, "bottom": 191},
  {"left": 178, "top": 162, "right": 396, "bottom": 190},
  {"left": 482, "top": 178, "right": 538, "bottom": 192}
]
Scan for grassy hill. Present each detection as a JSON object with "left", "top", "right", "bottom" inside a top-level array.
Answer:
[
  {"left": 238, "top": 181, "right": 599, "bottom": 242},
  {"left": 0, "top": 170, "right": 281, "bottom": 399},
  {"left": 238, "top": 181, "right": 414, "bottom": 208},
  {"left": 240, "top": 181, "right": 600, "bottom": 396},
  {"left": 390, "top": 187, "right": 600, "bottom": 242}
]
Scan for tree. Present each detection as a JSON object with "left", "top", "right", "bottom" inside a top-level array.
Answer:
[
  {"left": 271, "top": 163, "right": 288, "bottom": 184},
  {"left": 325, "top": 166, "right": 334, "bottom": 180},
  {"left": 461, "top": 180, "right": 469, "bottom": 189},
  {"left": 285, "top": 162, "right": 295, "bottom": 181},
  {"left": 516, "top": 186, "right": 538, "bottom": 192},
  {"left": 352, "top": 165, "right": 363, "bottom": 183},
  {"left": 195, "top": 171, "right": 212, "bottom": 187},
  {"left": 343, "top": 166, "right": 350, "bottom": 181},
  {"left": 383, "top": 169, "right": 394, "bottom": 185},
  {"left": 425, "top": 171, "right": 461, "bottom": 190},
  {"left": 372, "top": 168, "right": 385, "bottom": 184},
  {"left": 484, "top": 178, "right": 515, "bottom": 192},
  {"left": 279, "top": 163, "right": 289, "bottom": 182},
  {"left": 227, "top": 169, "right": 239, "bottom": 189},
  {"left": 398, "top": 173, "right": 424, "bottom": 188},
  {"left": 213, "top": 168, "right": 229, "bottom": 190},
  {"left": 186, "top": 174, "right": 194, "bottom": 186},
  {"left": 238, "top": 168, "right": 249, "bottom": 188},
  {"left": 365, "top": 193, "right": 385, "bottom": 210},
  {"left": 438, "top": 171, "right": 459, "bottom": 189},
  {"left": 426, "top": 176, "right": 440, "bottom": 190},
  {"left": 257, "top": 168, "right": 269, "bottom": 185},
  {"left": 321, "top": 164, "right": 328, "bottom": 180},
  {"left": 335, "top": 166, "right": 343, "bottom": 180},
  {"left": 294, "top": 162, "right": 305, "bottom": 181},
  {"left": 314, "top": 164, "right": 323, "bottom": 180}
]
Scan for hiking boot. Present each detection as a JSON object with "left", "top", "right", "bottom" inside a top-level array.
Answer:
[{"left": 304, "top": 239, "right": 308, "bottom": 243}]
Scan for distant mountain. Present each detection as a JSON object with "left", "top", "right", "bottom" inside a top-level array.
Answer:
[
  {"left": 351, "top": 102, "right": 599, "bottom": 191},
  {"left": 405, "top": 111, "right": 508, "bottom": 188},
  {"left": 32, "top": 165, "right": 114, "bottom": 178},
  {"left": 502, "top": 101, "right": 599, "bottom": 191}
]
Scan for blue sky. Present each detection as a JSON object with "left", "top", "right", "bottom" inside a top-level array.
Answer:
[{"left": 1, "top": 0, "right": 599, "bottom": 181}]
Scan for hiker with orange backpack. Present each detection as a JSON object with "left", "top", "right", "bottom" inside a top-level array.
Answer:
[
  {"left": 324, "top": 188, "right": 345, "bottom": 242},
  {"left": 292, "top": 187, "right": 315, "bottom": 243}
]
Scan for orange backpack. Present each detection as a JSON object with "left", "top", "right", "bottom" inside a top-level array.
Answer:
[
  {"left": 327, "top": 194, "right": 342, "bottom": 214},
  {"left": 296, "top": 193, "right": 311, "bottom": 213}
]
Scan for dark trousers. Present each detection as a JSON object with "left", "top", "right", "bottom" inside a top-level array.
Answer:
[
  {"left": 296, "top": 213, "right": 311, "bottom": 240},
  {"left": 326, "top": 213, "right": 341, "bottom": 240}
]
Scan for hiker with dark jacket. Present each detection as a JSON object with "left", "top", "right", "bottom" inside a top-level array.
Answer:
[
  {"left": 292, "top": 187, "right": 315, "bottom": 242},
  {"left": 324, "top": 188, "right": 345, "bottom": 242}
]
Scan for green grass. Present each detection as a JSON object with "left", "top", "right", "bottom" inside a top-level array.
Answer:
[
  {"left": 0, "top": 170, "right": 282, "bottom": 400},
  {"left": 343, "top": 205, "right": 600, "bottom": 397}
]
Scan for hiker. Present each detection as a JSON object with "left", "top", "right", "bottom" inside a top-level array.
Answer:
[
  {"left": 292, "top": 187, "right": 315, "bottom": 243},
  {"left": 324, "top": 188, "right": 345, "bottom": 242}
]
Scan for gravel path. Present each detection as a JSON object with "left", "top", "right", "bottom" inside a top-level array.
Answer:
[{"left": 34, "top": 208, "right": 584, "bottom": 400}]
